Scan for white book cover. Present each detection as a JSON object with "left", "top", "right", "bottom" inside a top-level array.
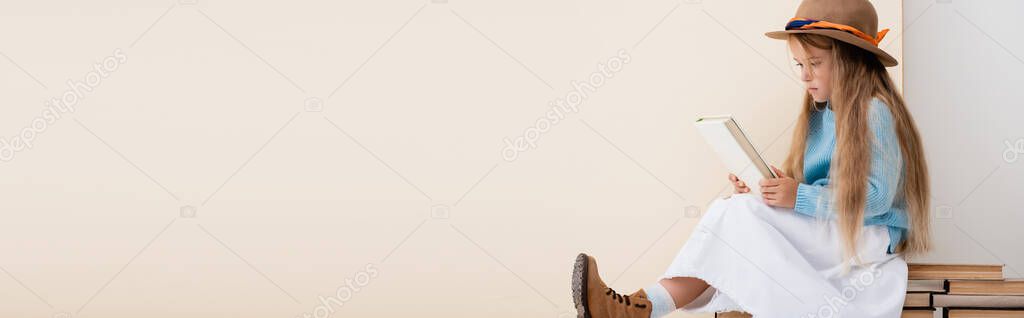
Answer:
[{"left": 694, "top": 115, "right": 777, "bottom": 196}]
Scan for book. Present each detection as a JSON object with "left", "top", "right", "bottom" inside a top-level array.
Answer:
[
  {"left": 715, "top": 311, "right": 751, "bottom": 318},
  {"left": 948, "top": 279, "right": 1024, "bottom": 296},
  {"left": 716, "top": 309, "right": 935, "bottom": 318},
  {"left": 907, "top": 263, "right": 1004, "bottom": 280},
  {"left": 694, "top": 115, "right": 777, "bottom": 196},
  {"left": 933, "top": 294, "right": 1024, "bottom": 307},
  {"left": 904, "top": 292, "right": 932, "bottom": 307},
  {"left": 946, "top": 308, "right": 1024, "bottom": 318},
  {"left": 908, "top": 279, "right": 947, "bottom": 293},
  {"left": 901, "top": 308, "right": 936, "bottom": 318}
]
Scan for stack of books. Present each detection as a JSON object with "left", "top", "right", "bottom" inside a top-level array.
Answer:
[
  {"left": 714, "top": 263, "right": 1023, "bottom": 318},
  {"left": 906, "top": 263, "right": 1023, "bottom": 318}
]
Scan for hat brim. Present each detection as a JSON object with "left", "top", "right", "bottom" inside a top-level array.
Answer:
[{"left": 765, "top": 29, "right": 897, "bottom": 67}]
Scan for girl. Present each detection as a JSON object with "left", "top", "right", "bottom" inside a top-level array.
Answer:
[{"left": 570, "top": 0, "right": 931, "bottom": 317}]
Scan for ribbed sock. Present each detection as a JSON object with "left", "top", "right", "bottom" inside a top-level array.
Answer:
[{"left": 643, "top": 282, "right": 677, "bottom": 318}]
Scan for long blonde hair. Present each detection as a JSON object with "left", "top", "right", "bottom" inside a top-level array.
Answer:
[{"left": 783, "top": 34, "right": 932, "bottom": 267}]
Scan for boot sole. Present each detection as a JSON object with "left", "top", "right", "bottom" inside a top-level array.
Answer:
[{"left": 571, "top": 253, "right": 590, "bottom": 318}]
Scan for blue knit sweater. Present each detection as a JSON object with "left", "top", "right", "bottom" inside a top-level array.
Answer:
[{"left": 793, "top": 97, "right": 909, "bottom": 255}]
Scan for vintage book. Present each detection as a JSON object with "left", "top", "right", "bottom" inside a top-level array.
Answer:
[
  {"left": 904, "top": 292, "right": 932, "bottom": 307},
  {"left": 933, "top": 294, "right": 1024, "bottom": 307},
  {"left": 947, "top": 279, "right": 1024, "bottom": 295},
  {"left": 715, "top": 311, "right": 751, "bottom": 318},
  {"left": 901, "top": 308, "right": 936, "bottom": 318},
  {"left": 908, "top": 279, "right": 947, "bottom": 293},
  {"left": 907, "top": 263, "right": 1003, "bottom": 280},
  {"left": 716, "top": 309, "right": 937, "bottom": 318},
  {"left": 946, "top": 308, "right": 1024, "bottom": 318}
]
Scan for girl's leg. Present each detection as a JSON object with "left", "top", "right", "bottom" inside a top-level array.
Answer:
[
  {"left": 659, "top": 276, "right": 710, "bottom": 308},
  {"left": 643, "top": 276, "right": 710, "bottom": 317}
]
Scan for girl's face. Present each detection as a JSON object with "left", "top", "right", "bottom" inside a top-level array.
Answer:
[{"left": 788, "top": 39, "right": 832, "bottom": 103}]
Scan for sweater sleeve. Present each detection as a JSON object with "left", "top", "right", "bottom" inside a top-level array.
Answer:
[{"left": 793, "top": 98, "right": 903, "bottom": 219}]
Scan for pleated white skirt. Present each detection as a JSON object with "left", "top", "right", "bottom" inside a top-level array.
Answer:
[{"left": 661, "top": 193, "right": 907, "bottom": 318}]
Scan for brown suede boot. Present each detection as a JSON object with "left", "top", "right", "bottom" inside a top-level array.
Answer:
[{"left": 572, "top": 253, "right": 653, "bottom": 318}]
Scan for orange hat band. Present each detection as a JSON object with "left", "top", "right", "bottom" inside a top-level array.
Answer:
[{"left": 785, "top": 18, "right": 889, "bottom": 46}]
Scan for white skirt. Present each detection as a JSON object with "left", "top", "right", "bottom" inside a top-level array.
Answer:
[{"left": 661, "top": 193, "right": 907, "bottom": 318}]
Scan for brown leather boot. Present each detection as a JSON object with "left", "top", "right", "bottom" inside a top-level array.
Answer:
[{"left": 572, "top": 253, "right": 653, "bottom": 318}]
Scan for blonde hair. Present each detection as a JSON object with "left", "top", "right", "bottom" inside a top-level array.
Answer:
[{"left": 783, "top": 34, "right": 932, "bottom": 270}]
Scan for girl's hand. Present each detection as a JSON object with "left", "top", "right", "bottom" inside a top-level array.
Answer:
[
  {"left": 728, "top": 173, "right": 750, "bottom": 194},
  {"left": 759, "top": 165, "right": 798, "bottom": 208}
]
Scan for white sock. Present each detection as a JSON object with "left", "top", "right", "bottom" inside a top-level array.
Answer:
[{"left": 643, "top": 282, "right": 677, "bottom": 318}]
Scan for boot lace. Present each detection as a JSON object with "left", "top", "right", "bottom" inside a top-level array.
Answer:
[{"left": 605, "top": 288, "right": 648, "bottom": 309}]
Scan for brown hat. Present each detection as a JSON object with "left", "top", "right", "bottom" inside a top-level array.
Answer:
[{"left": 765, "top": 0, "right": 897, "bottom": 67}]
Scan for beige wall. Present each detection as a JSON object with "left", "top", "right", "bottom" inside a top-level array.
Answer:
[{"left": 0, "top": 0, "right": 902, "bottom": 317}]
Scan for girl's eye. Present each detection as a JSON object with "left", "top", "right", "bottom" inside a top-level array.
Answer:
[
  {"left": 810, "top": 62, "right": 820, "bottom": 66},
  {"left": 794, "top": 63, "right": 803, "bottom": 68}
]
